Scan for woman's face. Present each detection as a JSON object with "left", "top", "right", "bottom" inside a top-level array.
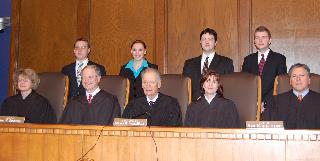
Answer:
[
  {"left": 203, "top": 75, "right": 219, "bottom": 96},
  {"left": 131, "top": 43, "right": 146, "bottom": 61},
  {"left": 17, "top": 75, "right": 33, "bottom": 92}
]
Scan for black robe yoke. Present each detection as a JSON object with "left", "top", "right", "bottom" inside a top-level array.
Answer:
[
  {"left": 60, "top": 90, "right": 121, "bottom": 125},
  {"left": 184, "top": 97, "right": 240, "bottom": 128},
  {"left": 0, "top": 91, "right": 57, "bottom": 123},
  {"left": 122, "top": 93, "right": 182, "bottom": 126},
  {"left": 263, "top": 90, "right": 320, "bottom": 129}
]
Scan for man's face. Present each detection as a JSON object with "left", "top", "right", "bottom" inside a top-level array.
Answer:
[
  {"left": 82, "top": 67, "right": 101, "bottom": 93},
  {"left": 254, "top": 31, "right": 271, "bottom": 52},
  {"left": 142, "top": 71, "right": 161, "bottom": 99},
  {"left": 290, "top": 67, "right": 311, "bottom": 93},
  {"left": 200, "top": 33, "right": 217, "bottom": 53},
  {"left": 74, "top": 41, "right": 90, "bottom": 61}
]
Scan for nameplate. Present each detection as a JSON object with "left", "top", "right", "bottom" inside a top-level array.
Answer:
[
  {"left": 0, "top": 116, "right": 25, "bottom": 123},
  {"left": 113, "top": 118, "right": 147, "bottom": 127},
  {"left": 246, "top": 121, "right": 284, "bottom": 129}
]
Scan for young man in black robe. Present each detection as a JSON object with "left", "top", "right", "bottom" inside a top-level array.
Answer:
[
  {"left": 122, "top": 68, "right": 182, "bottom": 126},
  {"left": 60, "top": 65, "right": 120, "bottom": 125},
  {"left": 263, "top": 63, "right": 320, "bottom": 129}
]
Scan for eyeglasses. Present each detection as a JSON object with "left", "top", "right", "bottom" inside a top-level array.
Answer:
[{"left": 74, "top": 46, "right": 88, "bottom": 50}]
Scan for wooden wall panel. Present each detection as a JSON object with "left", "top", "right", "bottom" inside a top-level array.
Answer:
[
  {"left": 251, "top": 0, "right": 320, "bottom": 74},
  {"left": 18, "top": 0, "right": 81, "bottom": 72},
  {"left": 167, "top": 0, "right": 239, "bottom": 73},
  {"left": 89, "top": 0, "right": 156, "bottom": 75}
]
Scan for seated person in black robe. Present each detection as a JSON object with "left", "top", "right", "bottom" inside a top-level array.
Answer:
[
  {"left": 122, "top": 68, "right": 182, "bottom": 126},
  {"left": 60, "top": 65, "right": 121, "bottom": 125},
  {"left": 1, "top": 68, "right": 56, "bottom": 123},
  {"left": 263, "top": 63, "right": 320, "bottom": 129},
  {"left": 184, "top": 69, "right": 240, "bottom": 128}
]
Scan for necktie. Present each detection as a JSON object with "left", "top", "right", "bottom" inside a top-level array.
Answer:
[
  {"left": 258, "top": 54, "right": 265, "bottom": 76},
  {"left": 149, "top": 101, "right": 155, "bottom": 108},
  {"left": 297, "top": 95, "right": 302, "bottom": 103},
  {"left": 202, "top": 56, "right": 209, "bottom": 74},
  {"left": 76, "top": 62, "right": 84, "bottom": 86},
  {"left": 88, "top": 94, "right": 93, "bottom": 104}
]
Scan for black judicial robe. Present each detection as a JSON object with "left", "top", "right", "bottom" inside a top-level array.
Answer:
[
  {"left": 122, "top": 93, "right": 182, "bottom": 126},
  {"left": 184, "top": 97, "right": 240, "bottom": 128},
  {"left": 263, "top": 90, "right": 320, "bottom": 129},
  {"left": 0, "top": 91, "right": 57, "bottom": 123},
  {"left": 60, "top": 90, "right": 121, "bottom": 125},
  {"left": 119, "top": 62, "right": 158, "bottom": 101}
]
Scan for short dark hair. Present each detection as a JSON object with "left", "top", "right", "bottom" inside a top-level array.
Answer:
[
  {"left": 254, "top": 26, "right": 271, "bottom": 38},
  {"left": 131, "top": 40, "right": 147, "bottom": 49},
  {"left": 74, "top": 38, "right": 90, "bottom": 48},
  {"left": 288, "top": 63, "right": 311, "bottom": 76},
  {"left": 200, "top": 69, "right": 223, "bottom": 98},
  {"left": 200, "top": 28, "right": 217, "bottom": 41}
]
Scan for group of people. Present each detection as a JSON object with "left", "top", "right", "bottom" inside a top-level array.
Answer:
[{"left": 1, "top": 25, "right": 320, "bottom": 129}]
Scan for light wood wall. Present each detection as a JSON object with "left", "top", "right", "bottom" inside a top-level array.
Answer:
[{"left": 9, "top": 0, "right": 320, "bottom": 94}]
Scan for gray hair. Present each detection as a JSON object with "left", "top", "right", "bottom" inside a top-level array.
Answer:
[
  {"left": 288, "top": 63, "right": 310, "bottom": 76},
  {"left": 141, "top": 68, "right": 161, "bottom": 82},
  {"left": 14, "top": 68, "right": 40, "bottom": 90},
  {"left": 81, "top": 65, "right": 101, "bottom": 77}
]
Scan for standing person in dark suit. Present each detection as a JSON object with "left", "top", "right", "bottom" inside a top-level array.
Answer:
[
  {"left": 61, "top": 38, "right": 106, "bottom": 99},
  {"left": 183, "top": 28, "right": 234, "bottom": 101},
  {"left": 60, "top": 65, "right": 121, "bottom": 125},
  {"left": 119, "top": 40, "right": 158, "bottom": 101},
  {"left": 1, "top": 68, "right": 56, "bottom": 123},
  {"left": 184, "top": 69, "right": 240, "bottom": 128},
  {"left": 122, "top": 68, "right": 182, "bottom": 126},
  {"left": 263, "top": 63, "right": 320, "bottom": 129},
  {"left": 242, "top": 26, "right": 287, "bottom": 107}
]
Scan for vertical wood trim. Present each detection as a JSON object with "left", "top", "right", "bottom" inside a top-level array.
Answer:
[
  {"left": 8, "top": 0, "right": 21, "bottom": 96},
  {"left": 154, "top": 0, "right": 167, "bottom": 74},
  {"left": 77, "top": 0, "right": 90, "bottom": 39},
  {"left": 238, "top": 0, "right": 252, "bottom": 71}
]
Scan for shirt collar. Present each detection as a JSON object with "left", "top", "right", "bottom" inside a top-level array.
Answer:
[
  {"left": 293, "top": 88, "right": 309, "bottom": 98},
  {"left": 204, "top": 94, "right": 216, "bottom": 104},
  {"left": 202, "top": 52, "right": 215, "bottom": 60},
  {"left": 147, "top": 93, "right": 159, "bottom": 103},
  {"left": 125, "top": 58, "right": 148, "bottom": 69},
  {"left": 76, "top": 58, "right": 89, "bottom": 66},
  {"left": 258, "top": 49, "right": 270, "bottom": 58},
  {"left": 86, "top": 87, "right": 101, "bottom": 98}
]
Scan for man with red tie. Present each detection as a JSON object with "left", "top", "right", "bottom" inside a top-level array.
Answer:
[
  {"left": 242, "top": 26, "right": 287, "bottom": 107},
  {"left": 263, "top": 63, "right": 320, "bottom": 129},
  {"left": 60, "top": 65, "right": 120, "bottom": 125}
]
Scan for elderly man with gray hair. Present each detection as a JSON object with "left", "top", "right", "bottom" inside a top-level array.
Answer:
[
  {"left": 263, "top": 63, "right": 320, "bottom": 129},
  {"left": 122, "top": 68, "right": 182, "bottom": 126}
]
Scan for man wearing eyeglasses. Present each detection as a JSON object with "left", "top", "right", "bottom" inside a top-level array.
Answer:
[
  {"left": 61, "top": 38, "right": 106, "bottom": 99},
  {"left": 60, "top": 65, "right": 120, "bottom": 125}
]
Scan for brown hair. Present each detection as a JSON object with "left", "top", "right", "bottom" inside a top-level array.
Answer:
[
  {"left": 74, "top": 37, "right": 90, "bottom": 48},
  {"left": 130, "top": 40, "right": 147, "bottom": 49},
  {"left": 200, "top": 69, "right": 223, "bottom": 98},
  {"left": 254, "top": 26, "right": 271, "bottom": 38}
]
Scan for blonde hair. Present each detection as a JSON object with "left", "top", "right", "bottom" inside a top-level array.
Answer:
[{"left": 14, "top": 68, "right": 40, "bottom": 90}]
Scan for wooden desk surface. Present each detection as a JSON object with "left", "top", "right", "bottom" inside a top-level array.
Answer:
[{"left": 0, "top": 123, "right": 319, "bottom": 161}]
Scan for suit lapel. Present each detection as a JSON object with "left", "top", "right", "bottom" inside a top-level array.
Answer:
[
  {"left": 71, "top": 62, "right": 78, "bottom": 85},
  {"left": 194, "top": 55, "right": 202, "bottom": 75},
  {"left": 252, "top": 52, "right": 259, "bottom": 73},
  {"left": 262, "top": 50, "right": 275, "bottom": 75},
  {"left": 209, "top": 53, "right": 220, "bottom": 70}
]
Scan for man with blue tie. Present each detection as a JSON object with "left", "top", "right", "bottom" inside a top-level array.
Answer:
[
  {"left": 242, "top": 26, "right": 287, "bottom": 108},
  {"left": 61, "top": 38, "right": 106, "bottom": 99},
  {"left": 122, "top": 68, "right": 182, "bottom": 126}
]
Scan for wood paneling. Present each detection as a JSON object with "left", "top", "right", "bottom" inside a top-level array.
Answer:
[
  {"left": 251, "top": 0, "right": 320, "bottom": 74},
  {"left": 167, "top": 0, "right": 239, "bottom": 73},
  {"left": 2, "top": 124, "right": 320, "bottom": 161},
  {"left": 89, "top": 0, "right": 157, "bottom": 75},
  {"left": 18, "top": 0, "right": 80, "bottom": 73}
]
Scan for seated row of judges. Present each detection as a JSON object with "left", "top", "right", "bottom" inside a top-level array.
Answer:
[{"left": 1, "top": 64, "right": 320, "bottom": 129}]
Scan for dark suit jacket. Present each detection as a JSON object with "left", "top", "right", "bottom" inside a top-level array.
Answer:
[
  {"left": 183, "top": 53, "right": 234, "bottom": 101},
  {"left": 122, "top": 93, "right": 182, "bottom": 126},
  {"left": 61, "top": 60, "right": 106, "bottom": 99},
  {"left": 242, "top": 50, "right": 287, "bottom": 102},
  {"left": 263, "top": 90, "right": 320, "bottom": 129},
  {"left": 119, "top": 61, "right": 158, "bottom": 101},
  {"left": 60, "top": 90, "right": 121, "bottom": 125}
]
